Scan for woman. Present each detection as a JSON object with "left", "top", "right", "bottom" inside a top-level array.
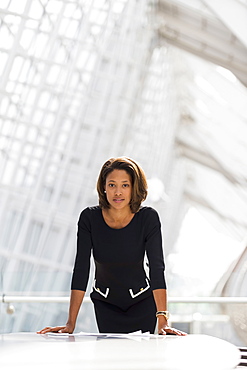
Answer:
[{"left": 38, "top": 157, "right": 186, "bottom": 335}]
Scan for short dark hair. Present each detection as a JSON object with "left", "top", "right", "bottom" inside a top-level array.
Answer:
[{"left": 97, "top": 157, "right": 148, "bottom": 213}]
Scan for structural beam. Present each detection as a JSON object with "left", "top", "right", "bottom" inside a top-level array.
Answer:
[
  {"left": 202, "top": 0, "right": 247, "bottom": 49},
  {"left": 176, "top": 139, "right": 242, "bottom": 185},
  {"left": 156, "top": 0, "right": 247, "bottom": 86}
]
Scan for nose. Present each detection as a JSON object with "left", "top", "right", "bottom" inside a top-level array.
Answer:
[{"left": 115, "top": 187, "right": 122, "bottom": 195}]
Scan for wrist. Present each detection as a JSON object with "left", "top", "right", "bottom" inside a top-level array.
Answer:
[
  {"left": 156, "top": 310, "right": 170, "bottom": 320},
  {"left": 66, "top": 320, "right": 75, "bottom": 328},
  {"left": 157, "top": 315, "right": 168, "bottom": 325}
]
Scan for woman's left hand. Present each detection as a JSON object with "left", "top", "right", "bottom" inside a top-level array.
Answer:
[{"left": 158, "top": 325, "right": 187, "bottom": 336}]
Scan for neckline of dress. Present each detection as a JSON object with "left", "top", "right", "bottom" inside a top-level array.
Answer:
[{"left": 100, "top": 209, "right": 136, "bottom": 230}]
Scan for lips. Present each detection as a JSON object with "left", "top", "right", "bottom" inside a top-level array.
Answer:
[{"left": 113, "top": 198, "right": 124, "bottom": 203}]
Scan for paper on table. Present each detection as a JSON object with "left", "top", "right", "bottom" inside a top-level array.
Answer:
[{"left": 47, "top": 330, "right": 161, "bottom": 338}]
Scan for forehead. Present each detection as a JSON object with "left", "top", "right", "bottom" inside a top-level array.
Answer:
[{"left": 106, "top": 169, "right": 131, "bottom": 182}]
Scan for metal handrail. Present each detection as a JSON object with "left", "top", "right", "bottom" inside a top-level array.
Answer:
[{"left": 2, "top": 295, "right": 247, "bottom": 304}]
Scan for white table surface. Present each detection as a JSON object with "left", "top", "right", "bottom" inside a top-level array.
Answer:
[{"left": 0, "top": 332, "right": 241, "bottom": 370}]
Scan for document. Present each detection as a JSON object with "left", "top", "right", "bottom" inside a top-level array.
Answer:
[{"left": 47, "top": 330, "right": 161, "bottom": 339}]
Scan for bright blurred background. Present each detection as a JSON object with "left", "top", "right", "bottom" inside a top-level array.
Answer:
[{"left": 0, "top": 0, "right": 247, "bottom": 346}]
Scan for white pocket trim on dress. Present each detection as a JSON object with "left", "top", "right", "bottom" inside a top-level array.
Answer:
[
  {"left": 129, "top": 278, "right": 150, "bottom": 298},
  {"left": 93, "top": 279, "right": 110, "bottom": 298}
]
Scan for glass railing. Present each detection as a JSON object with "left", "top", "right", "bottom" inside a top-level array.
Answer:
[{"left": 1, "top": 294, "right": 247, "bottom": 346}]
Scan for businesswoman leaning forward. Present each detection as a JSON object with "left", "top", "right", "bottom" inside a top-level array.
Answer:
[{"left": 38, "top": 157, "right": 186, "bottom": 336}]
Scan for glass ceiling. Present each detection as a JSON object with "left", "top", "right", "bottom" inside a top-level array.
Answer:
[{"left": 0, "top": 0, "right": 247, "bottom": 338}]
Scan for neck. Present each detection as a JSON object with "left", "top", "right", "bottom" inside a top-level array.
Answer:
[
  {"left": 105, "top": 207, "right": 132, "bottom": 221},
  {"left": 102, "top": 206, "right": 134, "bottom": 229}
]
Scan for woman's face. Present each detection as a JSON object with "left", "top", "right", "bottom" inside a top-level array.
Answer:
[{"left": 105, "top": 169, "right": 132, "bottom": 211}]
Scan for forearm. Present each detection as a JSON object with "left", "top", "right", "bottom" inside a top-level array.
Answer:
[
  {"left": 152, "top": 288, "right": 167, "bottom": 311},
  {"left": 152, "top": 288, "right": 186, "bottom": 336},
  {"left": 66, "top": 289, "right": 85, "bottom": 328},
  {"left": 37, "top": 289, "right": 85, "bottom": 334},
  {"left": 153, "top": 288, "right": 169, "bottom": 331}
]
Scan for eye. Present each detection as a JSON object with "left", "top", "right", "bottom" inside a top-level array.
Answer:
[
  {"left": 123, "top": 184, "right": 130, "bottom": 187},
  {"left": 108, "top": 183, "right": 115, "bottom": 187}
]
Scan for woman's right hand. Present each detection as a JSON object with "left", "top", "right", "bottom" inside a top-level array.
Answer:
[
  {"left": 37, "top": 290, "right": 84, "bottom": 335},
  {"left": 37, "top": 323, "right": 74, "bottom": 334}
]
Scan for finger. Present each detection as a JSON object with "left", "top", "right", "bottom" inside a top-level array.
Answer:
[
  {"left": 37, "top": 327, "right": 52, "bottom": 334},
  {"left": 169, "top": 328, "right": 187, "bottom": 336},
  {"left": 172, "top": 330, "right": 183, "bottom": 336},
  {"left": 49, "top": 327, "right": 64, "bottom": 333},
  {"left": 170, "top": 328, "right": 187, "bottom": 336},
  {"left": 179, "top": 331, "right": 187, "bottom": 336},
  {"left": 58, "top": 329, "right": 67, "bottom": 333},
  {"left": 164, "top": 327, "right": 182, "bottom": 336},
  {"left": 37, "top": 327, "right": 61, "bottom": 334},
  {"left": 158, "top": 329, "right": 167, "bottom": 335}
]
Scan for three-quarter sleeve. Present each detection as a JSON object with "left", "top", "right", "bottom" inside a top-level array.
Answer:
[
  {"left": 71, "top": 208, "right": 92, "bottom": 291},
  {"left": 144, "top": 208, "right": 167, "bottom": 290}
]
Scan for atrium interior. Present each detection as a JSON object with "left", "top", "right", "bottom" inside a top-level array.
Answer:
[{"left": 0, "top": 0, "right": 247, "bottom": 349}]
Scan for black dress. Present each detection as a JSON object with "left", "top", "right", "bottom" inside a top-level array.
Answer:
[{"left": 71, "top": 206, "right": 167, "bottom": 333}]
